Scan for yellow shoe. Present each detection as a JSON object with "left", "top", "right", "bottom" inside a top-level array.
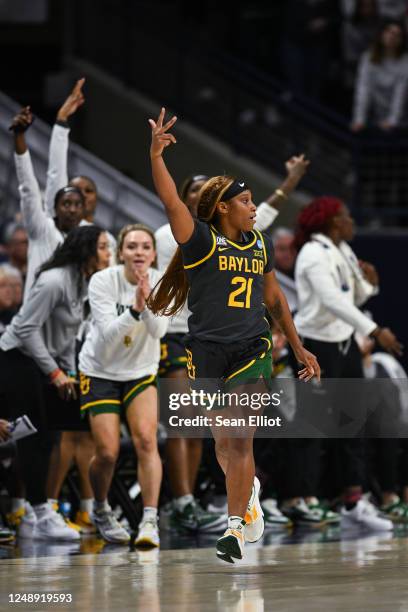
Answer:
[
  {"left": 6, "top": 506, "right": 25, "bottom": 529},
  {"left": 51, "top": 502, "right": 81, "bottom": 533},
  {"left": 75, "top": 510, "right": 97, "bottom": 535}
]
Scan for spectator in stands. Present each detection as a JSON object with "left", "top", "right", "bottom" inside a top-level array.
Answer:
[
  {"left": 0, "top": 264, "right": 23, "bottom": 315},
  {"left": 271, "top": 228, "right": 298, "bottom": 313},
  {"left": 351, "top": 20, "right": 408, "bottom": 131},
  {"left": 2, "top": 223, "right": 28, "bottom": 285},
  {"left": 341, "top": 0, "right": 380, "bottom": 85},
  {"left": 0, "top": 226, "right": 110, "bottom": 541}
]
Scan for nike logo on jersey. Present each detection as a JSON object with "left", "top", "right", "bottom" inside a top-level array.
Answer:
[{"left": 218, "top": 246, "right": 231, "bottom": 252}]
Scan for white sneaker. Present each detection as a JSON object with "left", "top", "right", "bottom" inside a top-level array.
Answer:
[
  {"left": 244, "top": 477, "right": 264, "bottom": 543},
  {"left": 92, "top": 506, "right": 130, "bottom": 544},
  {"left": 35, "top": 506, "right": 81, "bottom": 541},
  {"left": 261, "top": 498, "right": 292, "bottom": 529},
  {"left": 135, "top": 519, "right": 160, "bottom": 548},
  {"left": 17, "top": 503, "right": 37, "bottom": 539},
  {"left": 341, "top": 499, "right": 394, "bottom": 533},
  {"left": 216, "top": 521, "right": 245, "bottom": 563}
]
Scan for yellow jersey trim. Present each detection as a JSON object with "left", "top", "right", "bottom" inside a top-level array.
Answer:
[
  {"left": 260, "top": 336, "right": 272, "bottom": 352},
  {"left": 255, "top": 229, "right": 267, "bottom": 264},
  {"left": 210, "top": 225, "right": 257, "bottom": 250},
  {"left": 184, "top": 229, "right": 217, "bottom": 269},
  {"left": 123, "top": 374, "right": 156, "bottom": 404}
]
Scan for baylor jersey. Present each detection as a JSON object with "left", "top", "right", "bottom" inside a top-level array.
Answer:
[{"left": 179, "top": 220, "right": 274, "bottom": 343}]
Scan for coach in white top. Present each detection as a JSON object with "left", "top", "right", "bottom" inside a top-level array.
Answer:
[
  {"left": 285, "top": 196, "right": 402, "bottom": 533},
  {"left": 79, "top": 224, "right": 167, "bottom": 548}
]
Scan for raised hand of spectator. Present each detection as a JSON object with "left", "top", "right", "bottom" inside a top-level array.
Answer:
[
  {"left": 56, "top": 78, "right": 85, "bottom": 123},
  {"left": 359, "top": 260, "right": 379, "bottom": 286},
  {"left": 285, "top": 154, "right": 310, "bottom": 183},
  {"left": 0, "top": 419, "right": 10, "bottom": 442}
]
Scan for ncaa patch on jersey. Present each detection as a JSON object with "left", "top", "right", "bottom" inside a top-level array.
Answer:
[{"left": 216, "top": 236, "right": 227, "bottom": 246}]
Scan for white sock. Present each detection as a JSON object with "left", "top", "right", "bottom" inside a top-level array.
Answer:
[
  {"left": 94, "top": 500, "right": 110, "bottom": 513},
  {"left": 33, "top": 503, "right": 50, "bottom": 518},
  {"left": 80, "top": 498, "right": 94, "bottom": 514},
  {"left": 174, "top": 494, "right": 194, "bottom": 512},
  {"left": 11, "top": 498, "right": 25, "bottom": 512},
  {"left": 142, "top": 507, "right": 158, "bottom": 522},
  {"left": 228, "top": 515, "right": 245, "bottom": 530}
]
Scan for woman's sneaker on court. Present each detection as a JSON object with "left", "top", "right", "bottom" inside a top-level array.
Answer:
[
  {"left": 306, "top": 498, "right": 340, "bottom": 526},
  {"left": 74, "top": 510, "right": 97, "bottom": 534},
  {"left": 281, "top": 498, "right": 326, "bottom": 527},
  {"left": 171, "top": 499, "right": 227, "bottom": 533},
  {"left": 13, "top": 503, "right": 37, "bottom": 539},
  {"left": 216, "top": 518, "right": 245, "bottom": 563},
  {"left": 92, "top": 505, "right": 130, "bottom": 544},
  {"left": 341, "top": 499, "right": 394, "bottom": 532},
  {"left": 380, "top": 497, "right": 408, "bottom": 523},
  {"left": 245, "top": 477, "right": 264, "bottom": 542},
  {"left": 135, "top": 519, "right": 160, "bottom": 548},
  {"left": 34, "top": 504, "right": 81, "bottom": 541},
  {"left": 261, "top": 498, "right": 292, "bottom": 530}
]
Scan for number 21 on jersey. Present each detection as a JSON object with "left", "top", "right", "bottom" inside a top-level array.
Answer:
[{"left": 228, "top": 276, "right": 253, "bottom": 308}]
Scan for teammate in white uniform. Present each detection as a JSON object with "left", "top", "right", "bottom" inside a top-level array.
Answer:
[
  {"left": 79, "top": 224, "right": 168, "bottom": 546},
  {"left": 155, "top": 156, "right": 310, "bottom": 532}
]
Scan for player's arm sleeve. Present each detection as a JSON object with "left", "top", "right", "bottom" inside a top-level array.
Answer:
[
  {"left": 178, "top": 220, "right": 215, "bottom": 268},
  {"left": 44, "top": 123, "right": 70, "bottom": 218},
  {"left": 14, "top": 150, "right": 47, "bottom": 239},
  {"left": 16, "top": 274, "right": 63, "bottom": 375},
  {"left": 140, "top": 309, "right": 168, "bottom": 339},
  {"left": 88, "top": 272, "right": 139, "bottom": 343},
  {"left": 254, "top": 202, "right": 279, "bottom": 231}
]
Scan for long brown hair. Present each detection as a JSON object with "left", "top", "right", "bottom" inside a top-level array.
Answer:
[
  {"left": 370, "top": 20, "right": 407, "bottom": 64},
  {"left": 148, "top": 175, "right": 234, "bottom": 316}
]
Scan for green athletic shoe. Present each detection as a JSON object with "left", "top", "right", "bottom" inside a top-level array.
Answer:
[
  {"left": 381, "top": 498, "right": 408, "bottom": 523},
  {"left": 170, "top": 500, "right": 227, "bottom": 533},
  {"left": 307, "top": 499, "right": 340, "bottom": 525}
]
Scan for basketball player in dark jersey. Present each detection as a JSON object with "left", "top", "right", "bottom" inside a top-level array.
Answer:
[{"left": 148, "top": 108, "right": 320, "bottom": 563}]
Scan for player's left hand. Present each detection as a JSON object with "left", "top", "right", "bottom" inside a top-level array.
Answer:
[{"left": 294, "top": 346, "right": 321, "bottom": 382}]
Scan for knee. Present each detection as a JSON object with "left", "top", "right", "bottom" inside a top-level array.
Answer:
[
  {"left": 94, "top": 446, "right": 119, "bottom": 467},
  {"left": 133, "top": 430, "right": 157, "bottom": 455},
  {"left": 228, "top": 438, "right": 253, "bottom": 457}
]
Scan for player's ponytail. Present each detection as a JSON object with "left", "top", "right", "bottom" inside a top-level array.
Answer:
[{"left": 148, "top": 175, "right": 235, "bottom": 316}]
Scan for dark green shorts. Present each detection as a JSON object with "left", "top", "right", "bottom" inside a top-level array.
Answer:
[
  {"left": 184, "top": 332, "right": 273, "bottom": 390},
  {"left": 159, "top": 333, "right": 188, "bottom": 376},
  {"left": 79, "top": 372, "right": 157, "bottom": 417}
]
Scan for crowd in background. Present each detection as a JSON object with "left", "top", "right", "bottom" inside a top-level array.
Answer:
[{"left": 0, "top": 79, "right": 407, "bottom": 550}]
